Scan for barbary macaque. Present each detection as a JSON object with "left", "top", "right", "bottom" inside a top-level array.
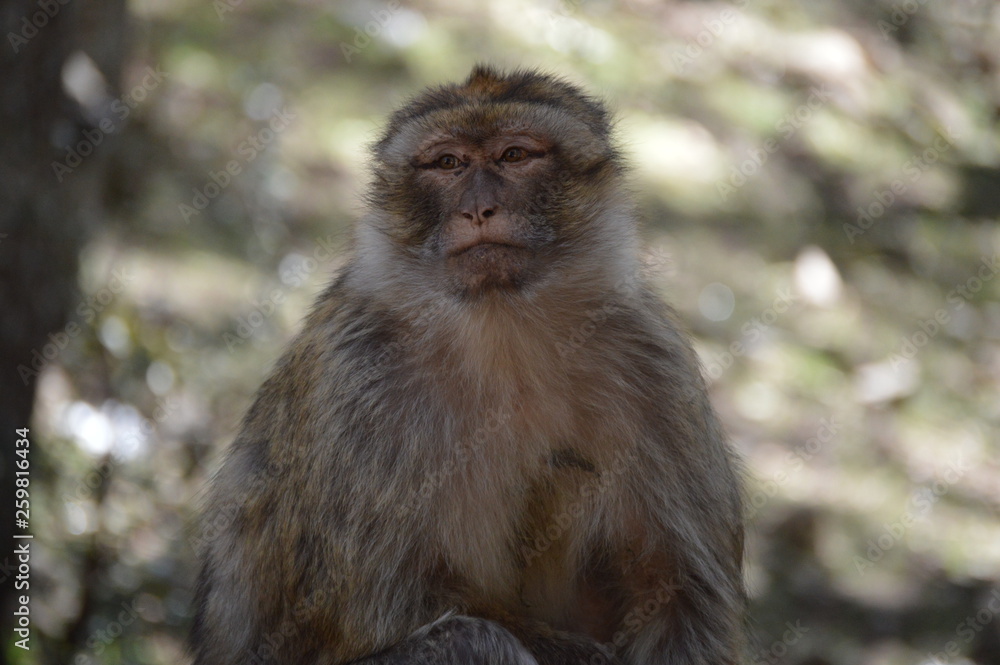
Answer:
[{"left": 191, "top": 65, "right": 746, "bottom": 665}]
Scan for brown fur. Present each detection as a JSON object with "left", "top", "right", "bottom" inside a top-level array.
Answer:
[{"left": 191, "top": 65, "right": 746, "bottom": 665}]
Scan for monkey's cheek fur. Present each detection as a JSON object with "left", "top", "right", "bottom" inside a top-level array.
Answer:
[{"left": 448, "top": 243, "right": 532, "bottom": 295}]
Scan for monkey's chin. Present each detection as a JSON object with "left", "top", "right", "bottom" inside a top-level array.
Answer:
[{"left": 448, "top": 243, "right": 532, "bottom": 297}]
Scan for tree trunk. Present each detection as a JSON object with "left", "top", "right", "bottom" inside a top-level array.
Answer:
[{"left": 0, "top": 1, "right": 127, "bottom": 660}]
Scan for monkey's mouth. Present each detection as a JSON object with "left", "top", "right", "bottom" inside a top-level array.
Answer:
[
  {"left": 447, "top": 242, "right": 532, "bottom": 293},
  {"left": 448, "top": 240, "right": 527, "bottom": 257}
]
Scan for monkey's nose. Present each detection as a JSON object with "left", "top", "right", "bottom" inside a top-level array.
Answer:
[{"left": 461, "top": 205, "right": 497, "bottom": 225}]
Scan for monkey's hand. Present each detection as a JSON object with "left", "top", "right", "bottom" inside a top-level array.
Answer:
[
  {"left": 516, "top": 627, "right": 622, "bottom": 665},
  {"left": 352, "top": 614, "right": 538, "bottom": 665},
  {"left": 492, "top": 614, "right": 622, "bottom": 665}
]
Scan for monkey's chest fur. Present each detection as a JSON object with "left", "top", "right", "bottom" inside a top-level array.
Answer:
[{"left": 412, "top": 306, "right": 640, "bottom": 640}]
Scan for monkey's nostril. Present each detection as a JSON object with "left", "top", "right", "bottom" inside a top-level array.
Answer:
[
  {"left": 462, "top": 211, "right": 474, "bottom": 220},
  {"left": 482, "top": 208, "right": 495, "bottom": 218}
]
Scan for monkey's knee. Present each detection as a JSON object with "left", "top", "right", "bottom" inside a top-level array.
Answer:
[{"left": 359, "top": 615, "right": 538, "bottom": 665}]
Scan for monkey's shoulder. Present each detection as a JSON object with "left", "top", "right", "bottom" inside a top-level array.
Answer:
[
  {"left": 278, "top": 277, "right": 404, "bottom": 381},
  {"left": 218, "top": 279, "right": 401, "bottom": 455},
  {"left": 591, "top": 287, "right": 704, "bottom": 379}
]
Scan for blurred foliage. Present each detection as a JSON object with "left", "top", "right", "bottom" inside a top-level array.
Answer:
[{"left": 12, "top": 0, "right": 1000, "bottom": 663}]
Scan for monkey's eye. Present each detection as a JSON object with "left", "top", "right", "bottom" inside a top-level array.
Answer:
[
  {"left": 500, "top": 147, "right": 527, "bottom": 163},
  {"left": 436, "top": 154, "right": 461, "bottom": 170}
]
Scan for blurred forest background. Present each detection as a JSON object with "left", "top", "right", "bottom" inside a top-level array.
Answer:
[{"left": 1, "top": 0, "right": 998, "bottom": 663}]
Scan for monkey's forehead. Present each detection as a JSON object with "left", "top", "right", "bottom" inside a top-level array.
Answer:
[{"left": 374, "top": 101, "right": 609, "bottom": 165}]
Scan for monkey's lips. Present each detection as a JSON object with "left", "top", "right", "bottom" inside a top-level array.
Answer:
[{"left": 448, "top": 239, "right": 527, "bottom": 257}]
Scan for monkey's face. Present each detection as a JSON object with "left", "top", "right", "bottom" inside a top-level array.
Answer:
[
  {"left": 406, "top": 124, "right": 559, "bottom": 296},
  {"left": 368, "top": 69, "right": 625, "bottom": 300}
]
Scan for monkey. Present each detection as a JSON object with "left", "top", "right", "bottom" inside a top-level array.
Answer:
[{"left": 190, "top": 65, "right": 746, "bottom": 665}]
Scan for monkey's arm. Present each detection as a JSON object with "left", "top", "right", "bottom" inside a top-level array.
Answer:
[{"left": 595, "top": 299, "right": 746, "bottom": 664}]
